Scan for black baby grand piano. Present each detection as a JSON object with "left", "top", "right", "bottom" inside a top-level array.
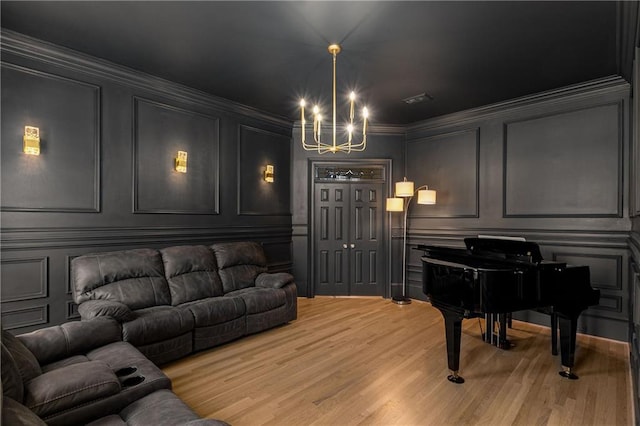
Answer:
[{"left": 418, "top": 237, "right": 600, "bottom": 384}]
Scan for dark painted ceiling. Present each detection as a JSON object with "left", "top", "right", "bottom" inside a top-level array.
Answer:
[{"left": 1, "top": 1, "right": 620, "bottom": 125}]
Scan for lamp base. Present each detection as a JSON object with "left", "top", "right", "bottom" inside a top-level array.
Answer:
[{"left": 392, "top": 296, "right": 412, "bottom": 305}]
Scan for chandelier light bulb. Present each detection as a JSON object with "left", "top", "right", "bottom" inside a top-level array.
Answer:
[{"left": 300, "top": 99, "right": 306, "bottom": 107}]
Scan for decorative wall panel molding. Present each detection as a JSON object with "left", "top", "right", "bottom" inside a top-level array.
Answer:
[
  {"left": 132, "top": 97, "right": 220, "bottom": 214},
  {"left": 238, "top": 125, "right": 291, "bottom": 216},
  {"left": 406, "top": 128, "right": 480, "bottom": 218},
  {"left": 503, "top": 102, "right": 622, "bottom": 217},
  {"left": 1, "top": 305, "right": 48, "bottom": 330},
  {"left": 1, "top": 62, "right": 100, "bottom": 212},
  {"left": 551, "top": 252, "right": 622, "bottom": 291},
  {"left": 66, "top": 301, "right": 80, "bottom": 320},
  {"left": 0, "top": 256, "right": 48, "bottom": 302}
]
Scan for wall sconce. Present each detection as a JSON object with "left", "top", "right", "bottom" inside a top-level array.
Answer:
[
  {"left": 264, "top": 164, "right": 274, "bottom": 183},
  {"left": 386, "top": 177, "right": 437, "bottom": 305},
  {"left": 23, "top": 126, "right": 40, "bottom": 155},
  {"left": 175, "top": 150, "right": 188, "bottom": 173}
]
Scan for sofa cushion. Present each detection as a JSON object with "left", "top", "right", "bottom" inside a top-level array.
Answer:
[
  {"left": 1, "top": 330, "right": 41, "bottom": 383},
  {"left": 2, "top": 396, "right": 47, "bottom": 426},
  {"left": 72, "top": 248, "right": 171, "bottom": 310},
  {"left": 17, "top": 317, "right": 121, "bottom": 365},
  {"left": 24, "top": 360, "right": 121, "bottom": 418},
  {"left": 179, "top": 296, "right": 245, "bottom": 327},
  {"left": 225, "top": 287, "right": 286, "bottom": 314},
  {"left": 211, "top": 242, "right": 268, "bottom": 293},
  {"left": 160, "top": 245, "right": 224, "bottom": 305},
  {"left": 122, "top": 306, "right": 194, "bottom": 346},
  {"left": 1, "top": 342, "right": 24, "bottom": 402}
]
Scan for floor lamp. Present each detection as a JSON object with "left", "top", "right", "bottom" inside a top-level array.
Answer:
[{"left": 386, "top": 177, "right": 436, "bottom": 305}]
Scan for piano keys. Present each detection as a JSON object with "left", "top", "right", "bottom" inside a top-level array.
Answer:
[{"left": 418, "top": 237, "right": 600, "bottom": 384}]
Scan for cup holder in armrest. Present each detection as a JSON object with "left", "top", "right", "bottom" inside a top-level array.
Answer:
[
  {"left": 115, "top": 366, "right": 137, "bottom": 377},
  {"left": 121, "top": 376, "right": 145, "bottom": 387}
]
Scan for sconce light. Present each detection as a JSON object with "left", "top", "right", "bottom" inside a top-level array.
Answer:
[
  {"left": 23, "top": 126, "right": 40, "bottom": 155},
  {"left": 175, "top": 151, "right": 188, "bottom": 173},
  {"left": 264, "top": 164, "right": 274, "bottom": 183}
]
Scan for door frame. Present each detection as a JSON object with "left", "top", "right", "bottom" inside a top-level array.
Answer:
[{"left": 308, "top": 158, "right": 394, "bottom": 298}]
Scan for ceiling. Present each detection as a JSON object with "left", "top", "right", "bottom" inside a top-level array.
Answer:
[{"left": 1, "top": 1, "right": 622, "bottom": 125}]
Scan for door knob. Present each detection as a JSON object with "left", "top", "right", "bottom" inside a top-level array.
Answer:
[
  {"left": 343, "top": 244, "right": 348, "bottom": 249},
  {"left": 350, "top": 243, "right": 355, "bottom": 249}
]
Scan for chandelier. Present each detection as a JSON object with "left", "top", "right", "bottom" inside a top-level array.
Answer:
[{"left": 300, "top": 44, "right": 369, "bottom": 154}]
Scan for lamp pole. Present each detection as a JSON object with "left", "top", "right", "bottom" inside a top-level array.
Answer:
[{"left": 393, "top": 184, "right": 432, "bottom": 305}]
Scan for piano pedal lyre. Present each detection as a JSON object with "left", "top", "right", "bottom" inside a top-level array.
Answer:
[
  {"left": 447, "top": 371, "right": 465, "bottom": 384},
  {"left": 558, "top": 366, "right": 579, "bottom": 380}
]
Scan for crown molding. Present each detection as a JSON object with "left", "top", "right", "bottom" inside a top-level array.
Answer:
[
  {"left": 406, "top": 76, "right": 630, "bottom": 137},
  {"left": 1, "top": 29, "right": 293, "bottom": 130}
]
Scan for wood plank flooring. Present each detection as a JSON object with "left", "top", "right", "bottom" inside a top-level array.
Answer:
[{"left": 163, "top": 297, "right": 633, "bottom": 426}]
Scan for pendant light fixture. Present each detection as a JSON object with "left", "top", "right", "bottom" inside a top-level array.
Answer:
[{"left": 300, "top": 44, "right": 369, "bottom": 154}]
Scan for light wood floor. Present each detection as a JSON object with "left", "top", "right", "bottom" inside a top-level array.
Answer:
[{"left": 163, "top": 297, "right": 633, "bottom": 426}]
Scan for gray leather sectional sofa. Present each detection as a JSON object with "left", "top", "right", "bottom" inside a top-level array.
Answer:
[
  {"left": 72, "top": 241, "right": 297, "bottom": 364},
  {"left": 1, "top": 241, "right": 297, "bottom": 425},
  {"left": 2, "top": 318, "right": 228, "bottom": 425}
]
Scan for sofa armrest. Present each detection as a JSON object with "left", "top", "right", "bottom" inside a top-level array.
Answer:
[
  {"left": 17, "top": 318, "right": 122, "bottom": 365},
  {"left": 2, "top": 396, "right": 47, "bottom": 426},
  {"left": 255, "top": 272, "right": 294, "bottom": 289},
  {"left": 24, "top": 360, "right": 121, "bottom": 418},
  {"left": 78, "top": 300, "right": 134, "bottom": 322}
]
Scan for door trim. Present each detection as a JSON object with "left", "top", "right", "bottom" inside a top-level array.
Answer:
[{"left": 308, "top": 159, "right": 394, "bottom": 298}]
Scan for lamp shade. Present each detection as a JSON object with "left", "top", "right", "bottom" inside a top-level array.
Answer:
[
  {"left": 417, "top": 188, "right": 436, "bottom": 205},
  {"left": 395, "top": 180, "right": 414, "bottom": 197},
  {"left": 386, "top": 197, "right": 404, "bottom": 212}
]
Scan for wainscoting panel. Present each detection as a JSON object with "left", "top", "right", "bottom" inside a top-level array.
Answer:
[
  {"left": 1, "top": 305, "right": 49, "bottom": 330},
  {"left": 1, "top": 62, "right": 100, "bottom": 213},
  {"left": 504, "top": 102, "right": 622, "bottom": 218},
  {"left": 406, "top": 128, "right": 480, "bottom": 218},
  {"left": 132, "top": 97, "right": 220, "bottom": 214},
  {"left": 0, "top": 256, "right": 48, "bottom": 302},
  {"left": 237, "top": 125, "right": 291, "bottom": 216}
]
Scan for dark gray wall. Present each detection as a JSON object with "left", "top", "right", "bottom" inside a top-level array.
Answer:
[
  {"left": 404, "top": 76, "right": 632, "bottom": 341},
  {"left": 0, "top": 31, "right": 293, "bottom": 333},
  {"left": 628, "top": 45, "right": 640, "bottom": 421}
]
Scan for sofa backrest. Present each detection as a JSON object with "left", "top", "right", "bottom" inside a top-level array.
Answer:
[
  {"left": 72, "top": 248, "right": 171, "bottom": 310},
  {"left": 2, "top": 340, "right": 25, "bottom": 402},
  {"left": 2, "top": 329, "right": 43, "bottom": 402},
  {"left": 211, "top": 242, "right": 268, "bottom": 293},
  {"left": 160, "top": 245, "right": 224, "bottom": 305},
  {"left": 16, "top": 318, "right": 121, "bottom": 366}
]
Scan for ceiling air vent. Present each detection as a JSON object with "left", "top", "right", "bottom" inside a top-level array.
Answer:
[{"left": 402, "top": 92, "right": 434, "bottom": 105}]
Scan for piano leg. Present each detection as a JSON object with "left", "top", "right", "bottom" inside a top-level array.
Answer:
[
  {"left": 557, "top": 312, "right": 579, "bottom": 380},
  {"left": 550, "top": 311, "right": 558, "bottom": 356},
  {"left": 437, "top": 306, "right": 465, "bottom": 384},
  {"left": 497, "top": 313, "right": 510, "bottom": 349}
]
